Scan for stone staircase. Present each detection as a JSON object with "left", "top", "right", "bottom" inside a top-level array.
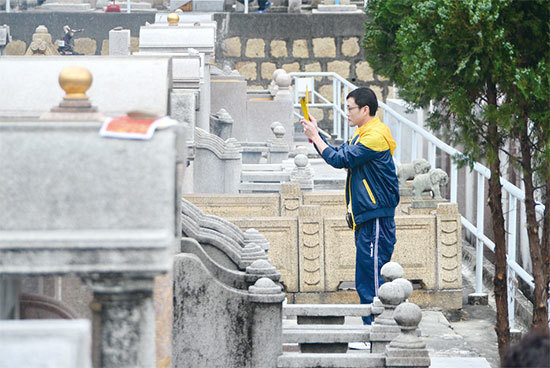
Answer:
[{"left": 278, "top": 262, "right": 430, "bottom": 368}]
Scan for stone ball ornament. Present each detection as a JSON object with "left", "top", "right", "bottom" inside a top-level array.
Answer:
[
  {"left": 294, "top": 153, "right": 308, "bottom": 168},
  {"left": 275, "top": 71, "right": 291, "bottom": 88},
  {"left": 393, "top": 301, "right": 422, "bottom": 330},
  {"left": 380, "top": 261, "right": 404, "bottom": 282},
  {"left": 393, "top": 278, "right": 413, "bottom": 300},
  {"left": 378, "top": 281, "right": 404, "bottom": 306},
  {"left": 58, "top": 66, "right": 92, "bottom": 99},
  {"left": 167, "top": 13, "right": 180, "bottom": 25}
]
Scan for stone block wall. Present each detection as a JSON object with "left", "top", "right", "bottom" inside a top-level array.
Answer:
[{"left": 213, "top": 13, "right": 393, "bottom": 130}]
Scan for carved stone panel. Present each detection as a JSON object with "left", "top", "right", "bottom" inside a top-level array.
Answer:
[
  {"left": 323, "top": 218, "right": 355, "bottom": 291},
  {"left": 392, "top": 216, "right": 437, "bottom": 289},
  {"left": 298, "top": 206, "right": 325, "bottom": 292},
  {"left": 230, "top": 218, "right": 299, "bottom": 292}
]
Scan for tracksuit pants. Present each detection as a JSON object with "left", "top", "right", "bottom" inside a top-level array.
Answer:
[{"left": 354, "top": 216, "right": 396, "bottom": 325}]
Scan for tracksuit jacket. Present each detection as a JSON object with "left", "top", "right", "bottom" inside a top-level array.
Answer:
[{"left": 317, "top": 116, "right": 400, "bottom": 227}]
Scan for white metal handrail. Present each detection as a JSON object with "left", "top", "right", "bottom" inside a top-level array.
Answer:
[{"left": 290, "top": 72, "right": 545, "bottom": 330}]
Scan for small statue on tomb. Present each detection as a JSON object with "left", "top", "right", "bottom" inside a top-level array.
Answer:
[{"left": 58, "top": 25, "right": 83, "bottom": 55}]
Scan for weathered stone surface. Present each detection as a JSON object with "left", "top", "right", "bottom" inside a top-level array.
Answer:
[
  {"left": 5, "top": 40, "right": 26, "bottom": 55},
  {"left": 231, "top": 217, "right": 300, "bottom": 292},
  {"left": 327, "top": 60, "right": 350, "bottom": 79},
  {"left": 235, "top": 61, "right": 257, "bottom": 80},
  {"left": 356, "top": 60, "right": 374, "bottom": 81},
  {"left": 193, "top": 128, "right": 242, "bottom": 194},
  {"left": 224, "top": 36, "right": 241, "bottom": 57},
  {"left": 341, "top": 37, "right": 360, "bottom": 57},
  {"left": 185, "top": 194, "right": 280, "bottom": 218},
  {"left": 304, "top": 61, "right": 321, "bottom": 73},
  {"left": 312, "top": 37, "right": 336, "bottom": 58},
  {"left": 282, "top": 62, "right": 300, "bottom": 73},
  {"left": 270, "top": 39, "right": 287, "bottom": 58},
  {"left": 292, "top": 39, "right": 309, "bottom": 58},
  {"left": 245, "top": 38, "right": 265, "bottom": 58},
  {"left": 74, "top": 38, "right": 97, "bottom": 55},
  {"left": 261, "top": 62, "right": 277, "bottom": 80}
]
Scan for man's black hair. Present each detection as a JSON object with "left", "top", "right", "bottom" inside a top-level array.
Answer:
[
  {"left": 346, "top": 87, "right": 378, "bottom": 116},
  {"left": 502, "top": 327, "right": 550, "bottom": 368}
]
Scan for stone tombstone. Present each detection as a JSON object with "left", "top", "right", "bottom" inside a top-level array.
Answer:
[
  {"left": 139, "top": 15, "right": 215, "bottom": 131},
  {"left": 0, "top": 319, "right": 92, "bottom": 368},
  {"left": 193, "top": 127, "right": 242, "bottom": 194},
  {"left": 25, "top": 25, "right": 59, "bottom": 56},
  {"left": 0, "top": 66, "right": 187, "bottom": 368},
  {"left": 0, "top": 56, "right": 172, "bottom": 117},
  {"left": 108, "top": 26, "right": 130, "bottom": 56},
  {"left": 211, "top": 66, "right": 248, "bottom": 140}
]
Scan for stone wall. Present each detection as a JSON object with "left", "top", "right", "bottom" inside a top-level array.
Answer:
[
  {"left": 213, "top": 14, "right": 391, "bottom": 97},
  {"left": 184, "top": 184, "right": 463, "bottom": 309}
]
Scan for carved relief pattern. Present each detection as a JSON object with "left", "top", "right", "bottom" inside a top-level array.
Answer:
[
  {"left": 282, "top": 198, "right": 300, "bottom": 217},
  {"left": 300, "top": 221, "right": 323, "bottom": 290},
  {"left": 438, "top": 217, "right": 461, "bottom": 288}
]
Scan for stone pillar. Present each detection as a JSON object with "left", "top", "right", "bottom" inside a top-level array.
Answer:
[
  {"left": 109, "top": 27, "right": 130, "bottom": 56},
  {"left": 280, "top": 183, "right": 302, "bottom": 217},
  {"left": 248, "top": 277, "right": 285, "bottom": 368},
  {"left": 198, "top": 63, "right": 211, "bottom": 131},
  {"left": 298, "top": 205, "right": 324, "bottom": 292},
  {"left": 85, "top": 275, "right": 156, "bottom": 368},
  {"left": 290, "top": 154, "right": 314, "bottom": 191},
  {"left": 385, "top": 302, "right": 431, "bottom": 367}
]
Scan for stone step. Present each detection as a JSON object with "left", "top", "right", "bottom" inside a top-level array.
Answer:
[
  {"left": 277, "top": 352, "right": 385, "bottom": 368},
  {"left": 284, "top": 304, "right": 374, "bottom": 317},
  {"left": 283, "top": 325, "right": 370, "bottom": 344}
]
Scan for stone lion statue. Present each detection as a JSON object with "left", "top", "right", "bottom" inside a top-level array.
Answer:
[
  {"left": 397, "top": 158, "right": 431, "bottom": 186},
  {"left": 412, "top": 168, "right": 449, "bottom": 200}
]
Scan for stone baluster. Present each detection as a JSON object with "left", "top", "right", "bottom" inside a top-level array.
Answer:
[
  {"left": 84, "top": 275, "right": 156, "bottom": 368},
  {"left": 269, "top": 69, "right": 286, "bottom": 97},
  {"left": 268, "top": 121, "right": 290, "bottom": 164},
  {"left": 370, "top": 262, "right": 406, "bottom": 353},
  {"left": 274, "top": 70, "right": 292, "bottom": 101},
  {"left": 245, "top": 259, "right": 281, "bottom": 286},
  {"left": 385, "top": 302, "right": 431, "bottom": 367},
  {"left": 109, "top": 27, "right": 130, "bottom": 56},
  {"left": 290, "top": 154, "right": 314, "bottom": 191}
]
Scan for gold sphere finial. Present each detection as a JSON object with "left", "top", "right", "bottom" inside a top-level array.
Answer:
[
  {"left": 167, "top": 13, "right": 180, "bottom": 25},
  {"left": 58, "top": 66, "right": 92, "bottom": 99}
]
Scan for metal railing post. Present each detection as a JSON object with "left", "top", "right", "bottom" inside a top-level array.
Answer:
[
  {"left": 475, "top": 172, "right": 486, "bottom": 294},
  {"left": 507, "top": 193, "right": 518, "bottom": 330},
  {"left": 450, "top": 162, "right": 458, "bottom": 203},
  {"left": 333, "top": 79, "right": 341, "bottom": 140}
]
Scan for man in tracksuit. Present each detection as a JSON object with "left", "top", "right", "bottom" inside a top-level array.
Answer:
[{"left": 301, "top": 87, "right": 399, "bottom": 326}]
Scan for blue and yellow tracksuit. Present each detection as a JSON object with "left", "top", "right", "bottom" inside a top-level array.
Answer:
[{"left": 316, "top": 116, "right": 399, "bottom": 324}]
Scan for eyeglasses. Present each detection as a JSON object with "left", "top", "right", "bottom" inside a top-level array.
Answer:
[{"left": 347, "top": 106, "right": 360, "bottom": 111}]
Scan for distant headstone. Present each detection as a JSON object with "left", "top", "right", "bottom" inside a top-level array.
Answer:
[{"left": 109, "top": 27, "right": 130, "bottom": 55}]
